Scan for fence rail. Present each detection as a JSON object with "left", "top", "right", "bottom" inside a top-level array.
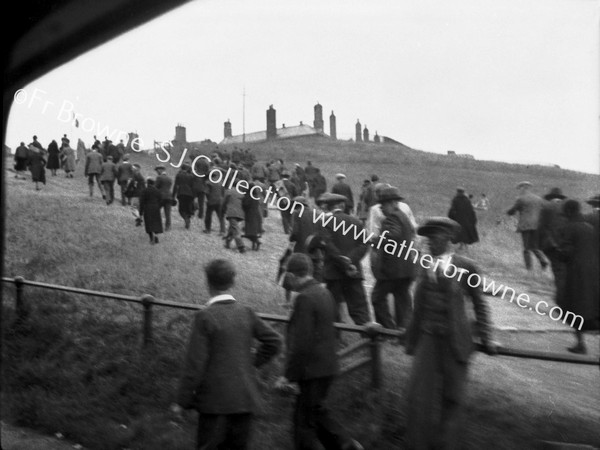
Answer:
[{"left": 2, "top": 276, "right": 598, "bottom": 390}]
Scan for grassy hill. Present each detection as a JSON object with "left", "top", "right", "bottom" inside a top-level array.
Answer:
[{"left": 2, "top": 141, "right": 599, "bottom": 449}]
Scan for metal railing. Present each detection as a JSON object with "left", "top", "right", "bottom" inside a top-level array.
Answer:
[{"left": 2, "top": 275, "right": 598, "bottom": 392}]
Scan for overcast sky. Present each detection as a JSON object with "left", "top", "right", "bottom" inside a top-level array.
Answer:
[{"left": 6, "top": 0, "right": 600, "bottom": 173}]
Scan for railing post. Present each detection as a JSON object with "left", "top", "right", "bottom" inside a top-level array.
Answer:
[
  {"left": 14, "top": 276, "right": 28, "bottom": 321},
  {"left": 141, "top": 294, "right": 155, "bottom": 347},
  {"left": 364, "top": 322, "right": 383, "bottom": 389}
]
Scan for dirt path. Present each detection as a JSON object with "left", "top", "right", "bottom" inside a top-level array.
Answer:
[{"left": 1, "top": 421, "right": 84, "bottom": 450}]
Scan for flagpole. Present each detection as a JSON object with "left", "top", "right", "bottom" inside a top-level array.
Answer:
[{"left": 242, "top": 86, "right": 246, "bottom": 144}]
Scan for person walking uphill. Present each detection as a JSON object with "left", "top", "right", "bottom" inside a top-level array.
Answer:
[
  {"left": 448, "top": 187, "right": 479, "bottom": 249},
  {"left": 85, "top": 145, "right": 105, "bottom": 198},
  {"left": 99, "top": 156, "right": 118, "bottom": 205},
  {"left": 282, "top": 253, "right": 364, "bottom": 450},
  {"left": 506, "top": 181, "right": 548, "bottom": 272},
  {"left": 172, "top": 163, "right": 195, "bottom": 229},
  {"left": 155, "top": 165, "right": 173, "bottom": 231},
  {"left": 139, "top": 178, "right": 163, "bottom": 244},
  {"left": 173, "top": 259, "right": 282, "bottom": 450},
  {"left": 223, "top": 181, "right": 247, "bottom": 253}
]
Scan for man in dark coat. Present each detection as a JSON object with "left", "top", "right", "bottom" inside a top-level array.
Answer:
[
  {"left": 283, "top": 253, "right": 363, "bottom": 450},
  {"left": 13, "top": 142, "right": 29, "bottom": 179},
  {"left": 125, "top": 164, "right": 145, "bottom": 209},
  {"left": 331, "top": 173, "right": 354, "bottom": 215},
  {"left": 371, "top": 187, "right": 415, "bottom": 330},
  {"left": 155, "top": 166, "right": 173, "bottom": 231},
  {"left": 204, "top": 173, "right": 225, "bottom": 235},
  {"left": 172, "top": 163, "right": 195, "bottom": 229},
  {"left": 85, "top": 145, "right": 105, "bottom": 198},
  {"left": 174, "top": 259, "right": 281, "bottom": 449},
  {"left": 310, "top": 193, "right": 370, "bottom": 325},
  {"left": 139, "top": 178, "right": 163, "bottom": 244},
  {"left": 405, "top": 217, "right": 497, "bottom": 450},
  {"left": 311, "top": 168, "right": 327, "bottom": 200},
  {"left": 116, "top": 154, "right": 135, "bottom": 206},
  {"left": 448, "top": 187, "right": 479, "bottom": 248},
  {"left": 538, "top": 187, "right": 568, "bottom": 304},
  {"left": 242, "top": 182, "right": 263, "bottom": 250},
  {"left": 279, "top": 171, "right": 299, "bottom": 234},
  {"left": 99, "top": 156, "right": 118, "bottom": 205},
  {"left": 557, "top": 200, "right": 600, "bottom": 354},
  {"left": 506, "top": 181, "right": 549, "bottom": 271},
  {"left": 27, "top": 145, "right": 46, "bottom": 190}
]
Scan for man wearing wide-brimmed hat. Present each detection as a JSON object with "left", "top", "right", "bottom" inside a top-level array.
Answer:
[
  {"left": 331, "top": 173, "right": 354, "bottom": 215},
  {"left": 506, "top": 181, "right": 549, "bottom": 272},
  {"left": 370, "top": 187, "right": 415, "bottom": 331},
  {"left": 538, "top": 187, "right": 568, "bottom": 299},
  {"left": 309, "top": 192, "right": 370, "bottom": 325},
  {"left": 405, "top": 217, "right": 497, "bottom": 449}
]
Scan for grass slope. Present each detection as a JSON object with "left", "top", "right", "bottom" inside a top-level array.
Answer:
[{"left": 2, "top": 143, "right": 600, "bottom": 449}]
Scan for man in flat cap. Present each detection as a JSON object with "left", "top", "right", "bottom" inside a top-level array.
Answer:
[
  {"left": 506, "top": 181, "right": 548, "bottom": 273},
  {"left": 283, "top": 253, "right": 364, "bottom": 450},
  {"left": 331, "top": 173, "right": 354, "bottom": 215},
  {"left": 370, "top": 187, "right": 415, "bottom": 331},
  {"left": 309, "top": 193, "right": 370, "bottom": 325},
  {"left": 155, "top": 166, "right": 173, "bottom": 231},
  {"left": 405, "top": 217, "right": 497, "bottom": 449}
]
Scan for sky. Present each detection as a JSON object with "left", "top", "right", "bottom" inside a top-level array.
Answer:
[{"left": 6, "top": 0, "right": 600, "bottom": 173}]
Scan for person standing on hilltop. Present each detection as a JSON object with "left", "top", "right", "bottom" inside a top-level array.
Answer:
[
  {"left": 331, "top": 173, "right": 354, "bottom": 215},
  {"left": 506, "top": 181, "right": 549, "bottom": 273},
  {"left": 448, "top": 187, "right": 479, "bottom": 250}
]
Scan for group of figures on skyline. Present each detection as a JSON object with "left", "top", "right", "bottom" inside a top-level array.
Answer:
[{"left": 8, "top": 134, "right": 599, "bottom": 449}]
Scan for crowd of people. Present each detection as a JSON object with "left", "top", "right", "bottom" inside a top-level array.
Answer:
[{"left": 10, "top": 135, "right": 599, "bottom": 449}]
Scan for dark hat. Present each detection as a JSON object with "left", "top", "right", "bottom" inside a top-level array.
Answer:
[
  {"left": 371, "top": 174, "right": 379, "bottom": 182},
  {"left": 286, "top": 253, "right": 313, "bottom": 277},
  {"left": 281, "top": 170, "right": 291, "bottom": 178},
  {"left": 316, "top": 193, "right": 348, "bottom": 205},
  {"left": 543, "top": 187, "right": 566, "bottom": 201},
  {"left": 417, "top": 217, "right": 460, "bottom": 237},
  {"left": 378, "top": 187, "right": 404, "bottom": 203},
  {"left": 586, "top": 194, "right": 600, "bottom": 207},
  {"left": 154, "top": 165, "right": 166, "bottom": 172}
]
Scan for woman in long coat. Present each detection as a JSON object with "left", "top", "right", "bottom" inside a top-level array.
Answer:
[
  {"left": 60, "top": 144, "right": 76, "bottom": 177},
  {"left": 448, "top": 187, "right": 479, "bottom": 247},
  {"left": 27, "top": 145, "right": 46, "bottom": 190},
  {"left": 558, "top": 199, "right": 599, "bottom": 354},
  {"left": 46, "top": 139, "right": 60, "bottom": 175},
  {"left": 242, "top": 182, "right": 262, "bottom": 250},
  {"left": 139, "top": 178, "right": 163, "bottom": 244}
]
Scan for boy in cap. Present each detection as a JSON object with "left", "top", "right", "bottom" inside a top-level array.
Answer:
[
  {"left": 405, "top": 217, "right": 497, "bottom": 449},
  {"left": 282, "top": 253, "right": 364, "bottom": 450},
  {"left": 331, "top": 173, "right": 354, "bottom": 214}
]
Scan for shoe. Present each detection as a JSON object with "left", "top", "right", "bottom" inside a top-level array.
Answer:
[
  {"left": 239, "top": 247, "right": 246, "bottom": 254},
  {"left": 567, "top": 344, "right": 587, "bottom": 354},
  {"left": 154, "top": 236, "right": 159, "bottom": 244},
  {"left": 202, "top": 229, "right": 211, "bottom": 234}
]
